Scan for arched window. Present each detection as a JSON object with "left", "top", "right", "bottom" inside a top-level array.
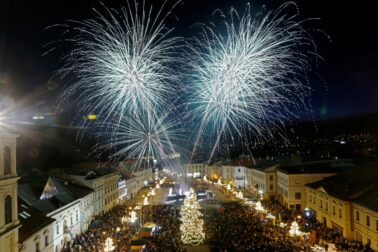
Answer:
[
  {"left": 4, "top": 146, "right": 11, "bottom": 175},
  {"left": 5, "top": 195, "right": 12, "bottom": 224}
]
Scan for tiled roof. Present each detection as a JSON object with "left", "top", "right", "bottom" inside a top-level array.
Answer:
[
  {"left": 18, "top": 176, "right": 92, "bottom": 214},
  {"left": 18, "top": 198, "right": 55, "bottom": 243},
  {"left": 277, "top": 160, "right": 354, "bottom": 174},
  {"left": 306, "top": 163, "right": 378, "bottom": 212}
]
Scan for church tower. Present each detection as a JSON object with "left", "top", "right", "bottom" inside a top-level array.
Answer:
[{"left": 0, "top": 129, "right": 20, "bottom": 252}]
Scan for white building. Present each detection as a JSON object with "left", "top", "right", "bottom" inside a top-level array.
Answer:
[
  {"left": 67, "top": 168, "right": 119, "bottom": 215},
  {"left": 18, "top": 177, "right": 92, "bottom": 252},
  {"left": 184, "top": 163, "right": 206, "bottom": 178},
  {"left": 18, "top": 200, "right": 55, "bottom": 252},
  {"left": 248, "top": 165, "right": 277, "bottom": 201},
  {"left": 233, "top": 166, "right": 246, "bottom": 189},
  {"left": 118, "top": 178, "right": 127, "bottom": 204},
  {"left": 0, "top": 129, "right": 20, "bottom": 252}
]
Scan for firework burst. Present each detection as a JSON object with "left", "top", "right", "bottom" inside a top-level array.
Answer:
[
  {"left": 186, "top": 2, "right": 318, "bottom": 161},
  {"left": 94, "top": 110, "right": 181, "bottom": 169},
  {"left": 55, "top": 0, "right": 182, "bottom": 123}
]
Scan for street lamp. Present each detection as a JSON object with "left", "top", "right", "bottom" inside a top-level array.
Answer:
[{"left": 259, "top": 190, "right": 263, "bottom": 200}]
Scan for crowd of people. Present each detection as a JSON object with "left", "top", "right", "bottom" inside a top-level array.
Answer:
[
  {"left": 62, "top": 204, "right": 137, "bottom": 251},
  {"left": 296, "top": 214, "right": 372, "bottom": 252},
  {"left": 205, "top": 202, "right": 310, "bottom": 251},
  {"left": 57, "top": 180, "right": 373, "bottom": 252}
]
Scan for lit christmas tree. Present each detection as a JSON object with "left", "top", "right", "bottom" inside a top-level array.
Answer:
[
  {"left": 289, "top": 221, "right": 302, "bottom": 236},
  {"left": 179, "top": 188, "right": 205, "bottom": 245},
  {"left": 103, "top": 237, "right": 115, "bottom": 252}
]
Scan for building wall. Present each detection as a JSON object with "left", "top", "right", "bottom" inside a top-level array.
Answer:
[
  {"left": 184, "top": 163, "right": 205, "bottom": 178},
  {"left": 221, "top": 166, "right": 234, "bottom": 185},
  {"left": 48, "top": 201, "right": 81, "bottom": 252},
  {"left": 0, "top": 132, "right": 20, "bottom": 252},
  {"left": 19, "top": 223, "right": 54, "bottom": 252},
  {"left": 250, "top": 169, "right": 266, "bottom": 198},
  {"left": 205, "top": 165, "right": 221, "bottom": 181},
  {"left": 104, "top": 173, "right": 119, "bottom": 213},
  {"left": 118, "top": 179, "right": 127, "bottom": 204},
  {"left": 234, "top": 166, "right": 246, "bottom": 189},
  {"left": 68, "top": 175, "right": 105, "bottom": 216},
  {"left": 306, "top": 187, "right": 352, "bottom": 238},
  {"left": 277, "top": 171, "right": 335, "bottom": 210},
  {"left": 353, "top": 204, "right": 378, "bottom": 251},
  {"left": 80, "top": 192, "right": 95, "bottom": 232}
]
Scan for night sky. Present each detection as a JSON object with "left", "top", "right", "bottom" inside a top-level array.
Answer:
[{"left": 1, "top": 0, "right": 378, "bottom": 122}]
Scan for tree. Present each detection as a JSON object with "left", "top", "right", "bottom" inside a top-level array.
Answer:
[{"left": 179, "top": 188, "right": 205, "bottom": 245}]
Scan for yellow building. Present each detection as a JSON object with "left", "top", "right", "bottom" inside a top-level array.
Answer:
[
  {"left": 277, "top": 161, "right": 351, "bottom": 210},
  {"left": 0, "top": 129, "right": 20, "bottom": 252},
  {"left": 248, "top": 165, "right": 277, "bottom": 201},
  {"left": 306, "top": 164, "right": 378, "bottom": 251},
  {"left": 353, "top": 196, "right": 378, "bottom": 251}
]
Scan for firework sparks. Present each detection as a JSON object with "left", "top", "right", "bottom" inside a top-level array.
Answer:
[
  {"left": 94, "top": 111, "right": 181, "bottom": 170},
  {"left": 187, "top": 2, "right": 318, "bottom": 161},
  {"left": 55, "top": 0, "right": 182, "bottom": 123}
]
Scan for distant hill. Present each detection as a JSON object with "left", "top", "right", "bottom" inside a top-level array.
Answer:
[{"left": 289, "top": 113, "right": 378, "bottom": 137}]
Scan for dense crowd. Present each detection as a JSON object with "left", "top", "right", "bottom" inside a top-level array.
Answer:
[
  {"left": 62, "top": 204, "right": 137, "bottom": 252},
  {"left": 205, "top": 202, "right": 309, "bottom": 251},
  {"left": 297, "top": 214, "right": 372, "bottom": 252},
  {"left": 58, "top": 181, "right": 374, "bottom": 252}
]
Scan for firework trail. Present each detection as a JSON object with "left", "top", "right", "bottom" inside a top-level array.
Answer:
[
  {"left": 186, "top": 2, "right": 318, "bottom": 162},
  {"left": 94, "top": 110, "right": 182, "bottom": 170},
  {"left": 47, "top": 0, "right": 185, "bottom": 170},
  {"left": 54, "top": 0, "right": 182, "bottom": 123}
]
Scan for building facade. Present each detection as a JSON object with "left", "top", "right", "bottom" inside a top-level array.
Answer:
[
  {"left": 184, "top": 163, "right": 206, "bottom": 179},
  {"left": 0, "top": 130, "right": 20, "bottom": 252},
  {"left": 233, "top": 166, "right": 246, "bottom": 189},
  {"left": 276, "top": 161, "right": 352, "bottom": 210},
  {"left": 305, "top": 164, "right": 378, "bottom": 251},
  {"left": 248, "top": 165, "right": 277, "bottom": 201}
]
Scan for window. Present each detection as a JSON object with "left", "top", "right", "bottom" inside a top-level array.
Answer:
[
  {"left": 4, "top": 146, "right": 11, "bottom": 175},
  {"left": 325, "top": 202, "right": 328, "bottom": 211},
  {"left": 76, "top": 211, "right": 79, "bottom": 222},
  {"left": 376, "top": 220, "right": 378, "bottom": 231},
  {"left": 5, "top": 195, "right": 12, "bottom": 224},
  {"left": 35, "top": 242, "right": 40, "bottom": 252},
  {"left": 270, "top": 185, "right": 273, "bottom": 190},
  {"left": 339, "top": 209, "right": 342, "bottom": 218},
  {"left": 295, "top": 192, "right": 301, "bottom": 200},
  {"left": 333, "top": 206, "right": 336, "bottom": 215},
  {"left": 356, "top": 211, "right": 359, "bottom": 221},
  {"left": 45, "top": 235, "right": 49, "bottom": 246},
  {"left": 56, "top": 223, "right": 59, "bottom": 234},
  {"left": 70, "top": 215, "right": 73, "bottom": 225},
  {"left": 270, "top": 175, "right": 273, "bottom": 181},
  {"left": 367, "top": 216, "right": 370, "bottom": 227}
]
